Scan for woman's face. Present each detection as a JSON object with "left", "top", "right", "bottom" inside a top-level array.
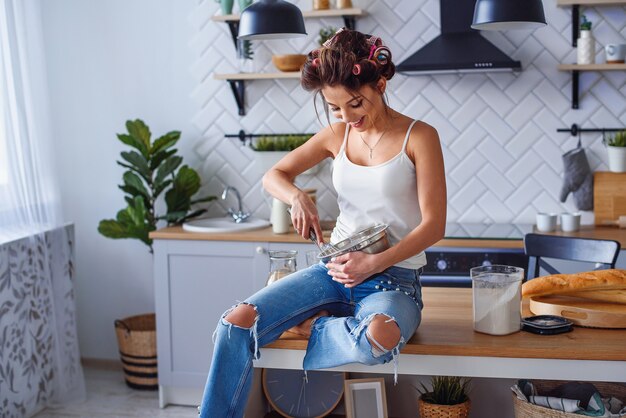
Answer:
[{"left": 321, "top": 81, "right": 385, "bottom": 131}]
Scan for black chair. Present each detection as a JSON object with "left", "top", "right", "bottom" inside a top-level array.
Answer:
[{"left": 524, "top": 233, "right": 621, "bottom": 280}]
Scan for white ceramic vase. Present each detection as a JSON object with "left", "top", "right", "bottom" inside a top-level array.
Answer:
[
  {"left": 607, "top": 145, "right": 626, "bottom": 172},
  {"left": 577, "top": 30, "right": 595, "bottom": 65}
]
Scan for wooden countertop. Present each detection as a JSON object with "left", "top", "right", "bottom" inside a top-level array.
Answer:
[
  {"left": 150, "top": 225, "right": 626, "bottom": 248},
  {"left": 267, "top": 287, "right": 626, "bottom": 362}
]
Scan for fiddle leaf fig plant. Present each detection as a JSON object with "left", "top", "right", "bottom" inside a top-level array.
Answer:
[{"left": 98, "top": 119, "right": 215, "bottom": 252}]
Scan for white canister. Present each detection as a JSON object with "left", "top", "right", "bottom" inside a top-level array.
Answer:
[
  {"left": 577, "top": 30, "right": 595, "bottom": 65},
  {"left": 607, "top": 145, "right": 626, "bottom": 173},
  {"left": 270, "top": 198, "right": 290, "bottom": 234}
]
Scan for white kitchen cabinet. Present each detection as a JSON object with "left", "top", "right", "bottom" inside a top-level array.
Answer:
[{"left": 152, "top": 238, "right": 316, "bottom": 407}]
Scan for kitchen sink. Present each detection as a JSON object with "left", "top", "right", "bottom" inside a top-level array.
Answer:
[{"left": 182, "top": 216, "right": 270, "bottom": 233}]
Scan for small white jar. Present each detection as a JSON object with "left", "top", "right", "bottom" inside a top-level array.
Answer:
[{"left": 560, "top": 212, "right": 581, "bottom": 232}]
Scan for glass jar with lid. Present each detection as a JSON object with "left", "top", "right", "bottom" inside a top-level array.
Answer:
[{"left": 267, "top": 250, "right": 298, "bottom": 286}]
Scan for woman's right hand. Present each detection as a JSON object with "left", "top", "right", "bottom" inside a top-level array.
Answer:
[{"left": 289, "top": 191, "right": 323, "bottom": 244}]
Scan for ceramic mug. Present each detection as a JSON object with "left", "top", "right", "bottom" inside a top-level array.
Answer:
[
  {"left": 605, "top": 44, "right": 626, "bottom": 63},
  {"left": 560, "top": 212, "right": 581, "bottom": 232},
  {"left": 536, "top": 213, "right": 558, "bottom": 232}
]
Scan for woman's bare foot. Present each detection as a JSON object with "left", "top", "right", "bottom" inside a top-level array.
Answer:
[{"left": 286, "top": 310, "right": 330, "bottom": 338}]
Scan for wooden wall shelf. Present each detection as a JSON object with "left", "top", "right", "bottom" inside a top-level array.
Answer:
[
  {"left": 556, "top": 0, "right": 626, "bottom": 108},
  {"left": 212, "top": 8, "right": 364, "bottom": 115}
]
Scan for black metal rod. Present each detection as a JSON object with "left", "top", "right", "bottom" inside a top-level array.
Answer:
[
  {"left": 572, "top": 5, "right": 579, "bottom": 47},
  {"left": 557, "top": 124, "right": 624, "bottom": 136}
]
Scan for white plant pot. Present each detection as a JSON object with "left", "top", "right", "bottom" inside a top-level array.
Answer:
[
  {"left": 253, "top": 150, "right": 321, "bottom": 176},
  {"left": 607, "top": 146, "right": 626, "bottom": 173},
  {"left": 577, "top": 30, "right": 595, "bottom": 65}
]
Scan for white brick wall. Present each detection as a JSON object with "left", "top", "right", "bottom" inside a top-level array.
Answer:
[{"left": 191, "top": 0, "right": 626, "bottom": 225}]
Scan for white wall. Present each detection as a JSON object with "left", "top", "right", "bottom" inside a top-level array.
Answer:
[
  {"left": 41, "top": 0, "right": 626, "bottom": 362},
  {"left": 41, "top": 0, "right": 200, "bottom": 359}
]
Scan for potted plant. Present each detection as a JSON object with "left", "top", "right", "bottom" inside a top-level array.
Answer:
[
  {"left": 577, "top": 14, "right": 595, "bottom": 65},
  {"left": 251, "top": 134, "right": 317, "bottom": 175},
  {"left": 606, "top": 130, "right": 626, "bottom": 172},
  {"left": 98, "top": 119, "right": 215, "bottom": 389},
  {"left": 415, "top": 376, "right": 471, "bottom": 418}
]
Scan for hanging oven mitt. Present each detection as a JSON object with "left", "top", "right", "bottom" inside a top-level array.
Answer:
[{"left": 559, "top": 146, "right": 594, "bottom": 211}]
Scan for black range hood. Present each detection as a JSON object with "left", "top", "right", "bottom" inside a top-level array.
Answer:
[{"left": 397, "top": 0, "right": 521, "bottom": 74}]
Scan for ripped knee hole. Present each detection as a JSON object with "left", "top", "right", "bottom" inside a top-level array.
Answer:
[
  {"left": 366, "top": 314, "right": 401, "bottom": 351},
  {"left": 224, "top": 303, "right": 257, "bottom": 328}
]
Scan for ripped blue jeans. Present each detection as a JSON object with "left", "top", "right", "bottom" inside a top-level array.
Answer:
[{"left": 198, "top": 262, "right": 423, "bottom": 418}]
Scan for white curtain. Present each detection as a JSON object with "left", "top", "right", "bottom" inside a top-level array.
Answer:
[
  {"left": 0, "top": 0, "right": 61, "bottom": 243},
  {"left": 0, "top": 0, "right": 85, "bottom": 416}
]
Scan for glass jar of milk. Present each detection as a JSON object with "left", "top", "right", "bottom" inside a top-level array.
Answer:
[
  {"left": 267, "top": 250, "right": 298, "bottom": 286},
  {"left": 471, "top": 265, "right": 524, "bottom": 335}
]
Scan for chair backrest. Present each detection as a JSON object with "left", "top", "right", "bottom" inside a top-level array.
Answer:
[{"left": 524, "top": 233, "right": 621, "bottom": 280}]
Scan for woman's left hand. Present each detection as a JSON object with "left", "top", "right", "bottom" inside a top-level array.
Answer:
[{"left": 325, "top": 252, "right": 382, "bottom": 288}]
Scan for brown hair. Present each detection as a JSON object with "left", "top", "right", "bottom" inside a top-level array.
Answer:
[{"left": 300, "top": 29, "right": 395, "bottom": 120}]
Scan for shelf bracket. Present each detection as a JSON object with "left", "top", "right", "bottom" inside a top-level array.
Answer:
[
  {"left": 571, "top": 70, "right": 579, "bottom": 109},
  {"left": 227, "top": 80, "right": 246, "bottom": 115},
  {"left": 226, "top": 21, "right": 240, "bottom": 51},
  {"left": 343, "top": 15, "right": 356, "bottom": 30},
  {"left": 571, "top": 5, "right": 579, "bottom": 47}
]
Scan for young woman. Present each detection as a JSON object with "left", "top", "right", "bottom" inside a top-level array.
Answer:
[{"left": 198, "top": 28, "right": 446, "bottom": 418}]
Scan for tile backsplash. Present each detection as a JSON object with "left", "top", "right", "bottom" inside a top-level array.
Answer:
[{"left": 190, "top": 0, "right": 626, "bottom": 225}]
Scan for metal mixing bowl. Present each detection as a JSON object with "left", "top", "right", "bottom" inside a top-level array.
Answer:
[{"left": 318, "top": 224, "right": 390, "bottom": 261}]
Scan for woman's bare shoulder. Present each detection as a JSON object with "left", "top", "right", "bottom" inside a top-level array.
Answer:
[
  {"left": 315, "top": 122, "right": 347, "bottom": 157},
  {"left": 405, "top": 120, "right": 442, "bottom": 160}
]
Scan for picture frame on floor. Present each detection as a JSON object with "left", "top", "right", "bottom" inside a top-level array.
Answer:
[{"left": 344, "top": 377, "right": 388, "bottom": 418}]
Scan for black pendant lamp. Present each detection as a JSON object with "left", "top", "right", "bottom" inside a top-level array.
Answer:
[
  {"left": 472, "top": 0, "right": 546, "bottom": 30},
  {"left": 238, "top": 0, "right": 307, "bottom": 40}
]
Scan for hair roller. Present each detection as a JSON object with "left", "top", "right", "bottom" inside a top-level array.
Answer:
[
  {"left": 352, "top": 64, "right": 361, "bottom": 75},
  {"left": 373, "top": 46, "right": 391, "bottom": 66},
  {"left": 312, "top": 58, "right": 320, "bottom": 68}
]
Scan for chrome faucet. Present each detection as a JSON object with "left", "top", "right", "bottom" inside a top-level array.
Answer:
[{"left": 221, "top": 186, "right": 250, "bottom": 223}]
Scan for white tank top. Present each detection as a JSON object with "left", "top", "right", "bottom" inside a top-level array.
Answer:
[{"left": 331, "top": 120, "right": 427, "bottom": 269}]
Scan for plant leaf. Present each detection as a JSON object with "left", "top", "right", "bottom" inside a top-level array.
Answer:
[
  {"left": 150, "top": 149, "right": 177, "bottom": 171},
  {"left": 119, "top": 151, "right": 150, "bottom": 177},
  {"left": 151, "top": 131, "right": 180, "bottom": 156},
  {"left": 117, "top": 134, "right": 148, "bottom": 157},
  {"left": 121, "top": 171, "right": 150, "bottom": 199},
  {"left": 190, "top": 195, "right": 217, "bottom": 204},
  {"left": 125, "top": 119, "right": 152, "bottom": 154},
  {"left": 155, "top": 156, "right": 182, "bottom": 185}
]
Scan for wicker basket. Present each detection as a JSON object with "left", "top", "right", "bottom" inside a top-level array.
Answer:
[
  {"left": 418, "top": 398, "right": 471, "bottom": 418},
  {"left": 513, "top": 380, "right": 626, "bottom": 418},
  {"left": 114, "top": 313, "right": 158, "bottom": 390}
]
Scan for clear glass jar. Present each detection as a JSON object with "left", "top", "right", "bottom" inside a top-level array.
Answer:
[{"left": 267, "top": 250, "right": 297, "bottom": 286}]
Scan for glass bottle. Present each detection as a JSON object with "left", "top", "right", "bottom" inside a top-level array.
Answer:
[{"left": 267, "top": 250, "right": 297, "bottom": 286}]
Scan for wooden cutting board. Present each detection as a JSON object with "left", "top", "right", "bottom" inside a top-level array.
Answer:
[
  {"left": 529, "top": 295, "right": 626, "bottom": 328},
  {"left": 594, "top": 171, "right": 626, "bottom": 225}
]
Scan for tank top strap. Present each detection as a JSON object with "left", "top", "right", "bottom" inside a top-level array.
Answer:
[
  {"left": 401, "top": 120, "right": 418, "bottom": 153},
  {"left": 338, "top": 123, "right": 350, "bottom": 155}
]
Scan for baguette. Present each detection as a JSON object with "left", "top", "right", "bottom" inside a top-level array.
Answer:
[
  {"left": 521, "top": 269, "right": 626, "bottom": 298},
  {"left": 561, "top": 289, "right": 626, "bottom": 305}
]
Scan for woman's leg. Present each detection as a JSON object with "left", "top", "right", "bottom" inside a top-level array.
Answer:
[
  {"left": 303, "top": 268, "right": 422, "bottom": 383},
  {"left": 198, "top": 264, "right": 350, "bottom": 418}
]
